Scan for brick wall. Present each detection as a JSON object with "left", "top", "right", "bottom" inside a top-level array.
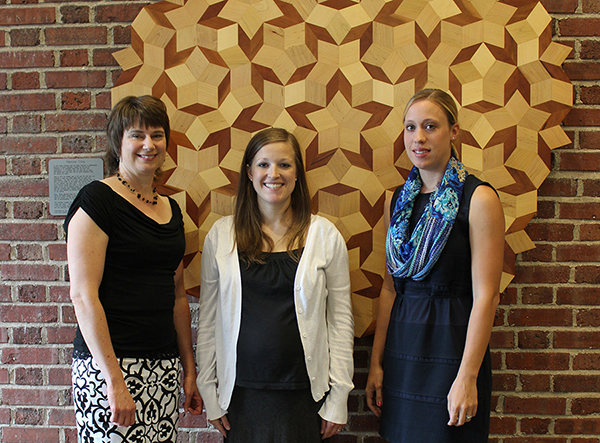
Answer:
[{"left": 0, "top": 0, "right": 597, "bottom": 442}]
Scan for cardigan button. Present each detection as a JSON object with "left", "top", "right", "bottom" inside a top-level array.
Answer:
[{"left": 298, "top": 308, "right": 303, "bottom": 314}]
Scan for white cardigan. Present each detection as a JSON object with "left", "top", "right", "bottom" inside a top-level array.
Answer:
[{"left": 196, "top": 214, "right": 354, "bottom": 424}]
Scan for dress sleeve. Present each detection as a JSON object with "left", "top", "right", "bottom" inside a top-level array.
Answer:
[{"left": 64, "top": 181, "right": 114, "bottom": 238}]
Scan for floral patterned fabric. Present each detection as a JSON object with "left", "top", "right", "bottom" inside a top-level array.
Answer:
[
  {"left": 72, "top": 356, "right": 180, "bottom": 443},
  {"left": 386, "top": 156, "right": 467, "bottom": 280}
]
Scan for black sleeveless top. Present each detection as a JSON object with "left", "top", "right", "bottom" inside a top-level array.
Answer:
[
  {"left": 64, "top": 181, "right": 185, "bottom": 358},
  {"left": 235, "top": 252, "right": 310, "bottom": 389}
]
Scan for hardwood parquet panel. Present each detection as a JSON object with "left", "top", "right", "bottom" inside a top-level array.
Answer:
[{"left": 112, "top": 0, "right": 572, "bottom": 336}]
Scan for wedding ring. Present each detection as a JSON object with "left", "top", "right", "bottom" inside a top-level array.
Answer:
[{"left": 466, "top": 415, "right": 472, "bottom": 420}]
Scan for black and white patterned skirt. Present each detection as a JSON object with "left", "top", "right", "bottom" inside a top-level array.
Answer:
[{"left": 72, "top": 354, "right": 181, "bottom": 443}]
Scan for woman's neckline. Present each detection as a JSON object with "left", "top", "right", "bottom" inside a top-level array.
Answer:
[{"left": 98, "top": 180, "right": 174, "bottom": 226}]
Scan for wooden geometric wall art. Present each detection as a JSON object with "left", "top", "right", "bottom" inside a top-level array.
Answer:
[{"left": 112, "top": 0, "right": 572, "bottom": 337}]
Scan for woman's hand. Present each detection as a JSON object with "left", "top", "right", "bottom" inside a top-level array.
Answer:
[
  {"left": 321, "top": 419, "right": 345, "bottom": 439},
  {"left": 366, "top": 365, "right": 384, "bottom": 417},
  {"left": 182, "top": 375, "right": 203, "bottom": 415},
  {"left": 209, "top": 415, "right": 230, "bottom": 437},
  {"left": 106, "top": 382, "right": 137, "bottom": 427},
  {"left": 446, "top": 374, "right": 478, "bottom": 426}
]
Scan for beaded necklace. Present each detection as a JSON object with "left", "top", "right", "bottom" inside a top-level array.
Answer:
[{"left": 116, "top": 173, "right": 158, "bottom": 205}]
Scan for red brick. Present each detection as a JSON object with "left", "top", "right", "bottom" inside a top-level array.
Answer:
[
  {"left": 557, "top": 286, "right": 600, "bottom": 305},
  {"left": 514, "top": 265, "right": 570, "bottom": 284},
  {"left": 1, "top": 347, "right": 59, "bottom": 365},
  {"left": 13, "top": 326, "right": 42, "bottom": 344},
  {"left": 522, "top": 286, "right": 554, "bottom": 304},
  {"left": 46, "top": 26, "right": 107, "bottom": 46},
  {"left": 62, "top": 91, "right": 91, "bottom": 110},
  {"left": 93, "top": 48, "right": 120, "bottom": 66},
  {"left": 61, "top": 134, "right": 94, "bottom": 153},
  {"left": 14, "top": 407, "right": 43, "bottom": 425},
  {"left": 492, "top": 373, "right": 517, "bottom": 391},
  {"left": 559, "top": 202, "right": 600, "bottom": 220},
  {"left": 15, "top": 243, "right": 43, "bottom": 260},
  {"left": 538, "top": 177, "right": 577, "bottom": 197},
  {"left": 563, "top": 62, "right": 600, "bottom": 81},
  {"left": 0, "top": 223, "right": 56, "bottom": 241},
  {"left": 490, "top": 416, "right": 517, "bottom": 434},
  {"left": 1, "top": 263, "right": 60, "bottom": 281},
  {"left": 46, "top": 70, "right": 106, "bottom": 88},
  {"left": 95, "top": 3, "right": 147, "bottom": 23},
  {"left": 59, "top": 49, "right": 89, "bottom": 67},
  {"left": 1, "top": 304, "right": 58, "bottom": 323},
  {"left": 49, "top": 286, "right": 70, "bottom": 303},
  {"left": 46, "top": 113, "right": 107, "bottom": 132},
  {"left": 17, "top": 285, "right": 46, "bottom": 303},
  {"left": 559, "top": 18, "right": 600, "bottom": 37},
  {"left": 560, "top": 152, "right": 600, "bottom": 171},
  {"left": 490, "top": 330, "right": 514, "bottom": 348},
  {"left": 573, "top": 353, "right": 600, "bottom": 370},
  {"left": 13, "top": 201, "right": 44, "bottom": 218},
  {"left": 534, "top": 200, "right": 556, "bottom": 219},
  {"left": 506, "top": 352, "right": 569, "bottom": 370},
  {"left": 519, "top": 244, "right": 552, "bottom": 262},
  {"left": 541, "top": 0, "right": 577, "bottom": 12},
  {"left": 581, "top": 224, "right": 600, "bottom": 241},
  {"left": 1, "top": 427, "right": 59, "bottom": 443},
  {"left": 60, "top": 5, "right": 89, "bottom": 23},
  {"left": 15, "top": 367, "right": 43, "bottom": 386},
  {"left": 12, "top": 114, "right": 42, "bottom": 133},
  {"left": 518, "top": 330, "right": 551, "bottom": 349},
  {"left": 575, "top": 266, "right": 600, "bottom": 284},
  {"left": 504, "top": 396, "right": 566, "bottom": 415},
  {"left": 0, "top": 285, "right": 10, "bottom": 302},
  {"left": 557, "top": 244, "right": 600, "bottom": 262},
  {"left": 10, "top": 28, "right": 40, "bottom": 47},
  {"left": 0, "top": 242, "right": 10, "bottom": 260},
  {"left": 48, "top": 366, "right": 72, "bottom": 386},
  {"left": 62, "top": 305, "right": 77, "bottom": 324},
  {"left": 114, "top": 25, "right": 132, "bottom": 45},
  {"left": 564, "top": 108, "right": 600, "bottom": 127},
  {"left": 48, "top": 407, "right": 76, "bottom": 426},
  {"left": 46, "top": 326, "right": 76, "bottom": 344},
  {"left": 0, "top": 93, "right": 55, "bottom": 112},
  {"left": 555, "top": 418, "right": 600, "bottom": 434},
  {"left": 0, "top": 137, "right": 57, "bottom": 155},
  {"left": 0, "top": 50, "right": 52, "bottom": 70},
  {"left": 555, "top": 331, "right": 600, "bottom": 349},
  {"left": 580, "top": 131, "right": 600, "bottom": 149},
  {"left": 13, "top": 157, "right": 43, "bottom": 175},
  {"left": 0, "top": 7, "right": 56, "bottom": 25},
  {"left": 572, "top": 398, "right": 600, "bottom": 415},
  {"left": 521, "top": 417, "right": 551, "bottom": 434},
  {"left": 580, "top": 85, "right": 600, "bottom": 104},
  {"left": 96, "top": 91, "right": 112, "bottom": 109},
  {"left": 582, "top": 179, "right": 600, "bottom": 197},
  {"left": 48, "top": 243, "right": 67, "bottom": 261},
  {"left": 520, "top": 374, "right": 551, "bottom": 392},
  {"left": 583, "top": 0, "right": 600, "bottom": 12}
]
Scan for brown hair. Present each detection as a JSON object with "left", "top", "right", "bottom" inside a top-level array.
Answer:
[
  {"left": 234, "top": 127, "right": 312, "bottom": 263},
  {"left": 404, "top": 88, "right": 460, "bottom": 156},
  {"left": 105, "top": 95, "right": 171, "bottom": 175}
]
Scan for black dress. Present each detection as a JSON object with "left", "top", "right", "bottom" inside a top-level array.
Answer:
[
  {"left": 379, "top": 175, "right": 492, "bottom": 443},
  {"left": 226, "top": 251, "right": 323, "bottom": 443}
]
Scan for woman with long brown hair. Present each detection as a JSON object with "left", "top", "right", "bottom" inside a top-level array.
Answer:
[{"left": 197, "top": 127, "right": 355, "bottom": 442}]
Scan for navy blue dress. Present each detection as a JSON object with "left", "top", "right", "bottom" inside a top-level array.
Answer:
[{"left": 379, "top": 175, "right": 492, "bottom": 443}]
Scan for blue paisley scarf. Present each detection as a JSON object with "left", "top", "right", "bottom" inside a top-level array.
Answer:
[{"left": 386, "top": 155, "right": 467, "bottom": 280}]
